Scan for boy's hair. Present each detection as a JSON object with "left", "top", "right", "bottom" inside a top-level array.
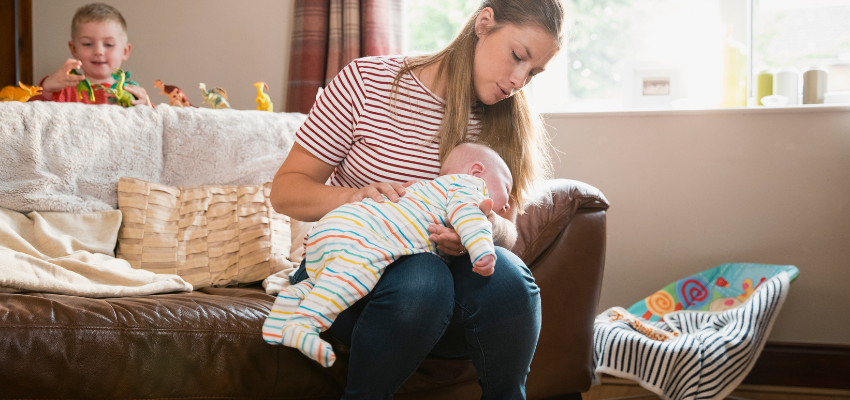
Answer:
[
  {"left": 71, "top": 3, "right": 128, "bottom": 40},
  {"left": 440, "top": 142, "right": 510, "bottom": 177}
]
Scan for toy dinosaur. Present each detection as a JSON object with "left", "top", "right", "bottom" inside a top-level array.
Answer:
[
  {"left": 253, "top": 81, "right": 273, "bottom": 112},
  {"left": 0, "top": 82, "right": 43, "bottom": 102},
  {"left": 199, "top": 83, "right": 230, "bottom": 109},
  {"left": 107, "top": 68, "right": 139, "bottom": 107},
  {"left": 69, "top": 69, "right": 95, "bottom": 102},
  {"left": 153, "top": 79, "right": 193, "bottom": 107}
]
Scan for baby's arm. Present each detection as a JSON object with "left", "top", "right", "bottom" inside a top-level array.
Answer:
[
  {"left": 444, "top": 176, "right": 497, "bottom": 276},
  {"left": 40, "top": 59, "right": 85, "bottom": 98}
]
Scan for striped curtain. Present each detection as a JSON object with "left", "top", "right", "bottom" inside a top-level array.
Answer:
[{"left": 286, "top": 0, "right": 404, "bottom": 113}]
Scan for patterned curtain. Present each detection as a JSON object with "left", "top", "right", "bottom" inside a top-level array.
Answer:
[{"left": 286, "top": 0, "right": 404, "bottom": 113}]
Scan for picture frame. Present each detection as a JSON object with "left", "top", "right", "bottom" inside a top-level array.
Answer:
[{"left": 624, "top": 64, "right": 688, "bottom": 110}]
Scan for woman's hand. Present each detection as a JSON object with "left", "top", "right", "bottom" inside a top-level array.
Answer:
[
  {"left": 428, "top": 224, "right": 465, "bottom": 256},
  {"left": 272, "top": 144, "right": 419, "bottom": 221},
  {"left": 347, "top": 182, "right": 410, "bottom": 204},
  {"left": 428, "top": 201, "right": 495, "bottom": 256}
]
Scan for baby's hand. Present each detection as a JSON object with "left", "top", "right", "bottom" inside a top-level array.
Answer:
[
  {"left": 479, "top": 198, "right": 493, "bottom": 215},
  {"left": 42, "top": 59, "right": 84, "bottom": 94},
  {"left": 124, "top": 85, "right": 153, "bottom": 107},
  {"left": 472, "top": 254, "right": 495, "bottom": 276}
]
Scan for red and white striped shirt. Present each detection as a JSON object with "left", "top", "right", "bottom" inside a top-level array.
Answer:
[{"left": 296, "top": 56, "right": 481, "bottom": 189}]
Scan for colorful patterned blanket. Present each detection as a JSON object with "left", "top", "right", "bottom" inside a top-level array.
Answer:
[{"left": 593, "top": 263, "right": 799, "bottom": 400}]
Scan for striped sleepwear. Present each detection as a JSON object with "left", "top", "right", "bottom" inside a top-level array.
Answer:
[{"left": 262, "top": 174, "right": 496, "bottom": 367}]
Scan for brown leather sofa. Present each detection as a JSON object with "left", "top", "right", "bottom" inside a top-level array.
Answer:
[{"left": 0, "top": 179, "right": 608, "bottom": 400}]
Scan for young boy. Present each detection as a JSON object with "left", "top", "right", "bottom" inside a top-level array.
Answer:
[
  {"left": 29, "top": 3, "right": 151, "bottom": 106},
  {"left": 262, "top": 143, "right": 513, "bottom": 367}
]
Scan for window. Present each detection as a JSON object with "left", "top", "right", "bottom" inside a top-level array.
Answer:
[
  {"left": 403, "top": 0, "right": 850, "bottom": 112},
  {"left": 753, "top": 0, "right": 850, "bottom": 95}
]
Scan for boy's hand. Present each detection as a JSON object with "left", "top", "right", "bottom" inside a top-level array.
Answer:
[
  {"left": 42, "top": 59, "right": 84, "bottom": 94},
  {"left": 472, "top": 254, "right": 495, "bottom": 276},
  {"left": 124, "top": 85, "right": 153, "bottom": 107}
]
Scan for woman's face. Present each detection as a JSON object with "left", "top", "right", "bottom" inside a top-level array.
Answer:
[{"left": 473, "top": 10, "right": 560, "bottom": 105}]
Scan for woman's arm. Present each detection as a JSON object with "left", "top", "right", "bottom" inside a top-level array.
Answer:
[
  {"left": 271, "top": 143, "right": 408, "bottom": 222},
  {"left": 490, "top": 203, "right": 518, "bottom": 248}
]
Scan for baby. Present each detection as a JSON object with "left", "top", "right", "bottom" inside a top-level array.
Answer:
[
  {"left": 262, "top": 143, "right": 513, "bottom": 367},
  {"left": 29, "top": 3, "right": 151, "bottom": 106}
]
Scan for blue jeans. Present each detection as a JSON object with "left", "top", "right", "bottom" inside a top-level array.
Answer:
[{"left": 289, "top": 247, "right": 541, "bottom": 400}]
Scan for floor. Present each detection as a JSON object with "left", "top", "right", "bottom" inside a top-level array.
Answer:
[{"left": 582, "top": 376, "right": 850, "bottom": 400}]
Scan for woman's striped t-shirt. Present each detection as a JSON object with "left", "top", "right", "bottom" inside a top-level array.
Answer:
[{"left": 295, "top": 55, "right": 482, "bottom": 188}]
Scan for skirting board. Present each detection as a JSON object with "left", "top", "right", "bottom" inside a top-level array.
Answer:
[{"left": 742, "top": 341, "right": 850, "bottom": 390}]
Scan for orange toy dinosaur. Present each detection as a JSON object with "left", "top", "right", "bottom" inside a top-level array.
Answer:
[
  {"left": 0, "top": 82, "right": 43, "bottom": 102},
  {"left": 153, "top": 80, "right": 192, "bottom": 107}
]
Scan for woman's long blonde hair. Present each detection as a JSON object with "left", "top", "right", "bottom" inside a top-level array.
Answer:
[{"left": 392, "top": 0, "right": 566, "bottom": 211}]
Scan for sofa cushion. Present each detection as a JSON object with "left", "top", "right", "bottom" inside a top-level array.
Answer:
[
  {"left": 116, "top": 177, "right": 291, "bottom": 288},
  {"left": 0, "top": 289, "right": 348, "bottom": 399}
]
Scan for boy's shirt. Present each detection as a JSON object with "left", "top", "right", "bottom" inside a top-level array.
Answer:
[{"left": 28, "top": 76, "right": 112, "bottom": 104}]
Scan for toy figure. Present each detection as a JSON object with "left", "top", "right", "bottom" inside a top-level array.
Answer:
[
  {"left": 253, "top": 81, "right": 273, "bottom": 112},
  {"left": 153, "top": 79, "right": 193, "bottom": 107},
  {"left": 0, "top": 82, "right": 43, "bottom": 102},
  {"left": 69, "top": 69, "right": 95, "bottom": 102},
  {"left": 199, "top": 83, "right": 230, "bottom": 109},
  {"left": 107, "top": 68, "right": 139, "bottom": 107}
]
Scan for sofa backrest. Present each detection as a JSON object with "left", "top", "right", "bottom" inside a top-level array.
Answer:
[{"left": 0, "top": 102, "right": 305, "bottom": 213}]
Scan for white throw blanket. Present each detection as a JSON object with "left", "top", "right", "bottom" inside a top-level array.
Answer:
[
  {"left": 592, "top": 272, "right": 792, "bottom": 400},
  {"left": 0, "top": 101, "right": 304, "bottom": 213},
  {"left": 0, "top": 207, "right": 191, "bottom": 297}
]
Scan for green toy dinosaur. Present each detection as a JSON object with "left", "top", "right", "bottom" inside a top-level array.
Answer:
[
  {"left": 107, "top": 68, "right": 139, "bottom": 107},
  {"left": 68, "top": 69, "right": 95, "bottom": 102},
  {"left": 199, "top": 83, "right": 230, "bottom": 109}
]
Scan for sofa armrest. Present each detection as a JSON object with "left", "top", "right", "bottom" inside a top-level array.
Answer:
[
  {"left": 513, "top": 179, "right": 609, "bottom": 399},
  {"left": 512, "top": 179, "right": 609, "bottom": 266}
]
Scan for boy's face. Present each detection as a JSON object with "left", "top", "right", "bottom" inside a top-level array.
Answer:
[
  {"left": 69, "top": 21, "right": 130, "bottom": 82},
  {"left": 477, "top": 164, "right": 512, "bottom": 216}
]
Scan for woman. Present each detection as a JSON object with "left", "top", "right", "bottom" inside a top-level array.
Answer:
[{"left": 271, "top": 0, "right": 565, "bottom": 398}]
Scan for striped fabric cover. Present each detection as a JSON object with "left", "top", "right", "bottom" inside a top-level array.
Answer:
[
  {"left": 295, "top": 56, "right": 481, "bottom": 189},
  {"left": 592, "top": 270, "right": 794, "bottom": 400},
  {"left": 116, "top": 177, "right": 291, "bottom": 289}
]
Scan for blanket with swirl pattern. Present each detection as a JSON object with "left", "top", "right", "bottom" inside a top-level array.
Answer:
[{"left": 592, "top": 263, "right": 799, "bottom": 400}]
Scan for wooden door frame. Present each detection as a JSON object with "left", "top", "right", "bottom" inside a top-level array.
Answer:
[{"left": 1, "top": 0, "right": 33, "bottom": 87}]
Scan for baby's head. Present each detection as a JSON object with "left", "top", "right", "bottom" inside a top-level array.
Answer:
[
  {"left": 440, "top": 143, "right": 513, "bottom": 215},
  {"left": 68, "top": 3, "right": 131, "bottom": 83}
]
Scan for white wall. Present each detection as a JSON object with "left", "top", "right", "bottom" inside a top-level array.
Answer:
[
  {"left": 32, "top": 0, "right": 295, "bottom": 111},
  {"left": 545, "top": 105, "right": 850, "bottom": 344}
]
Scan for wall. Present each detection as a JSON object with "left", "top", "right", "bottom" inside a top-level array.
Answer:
[
  {"left": 545, "top": 105, "right": 850, "bottom": 344},
  {"left": 32, "top": 0, "right": 294, "bottom": 110}
]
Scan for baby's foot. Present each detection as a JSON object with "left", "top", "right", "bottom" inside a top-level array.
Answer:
[
  {"left": 262, "top": 291, "right": 304, "bottom": 344},
  {"left": 281, "top": 324, "right": 336, "bottom": 367}
]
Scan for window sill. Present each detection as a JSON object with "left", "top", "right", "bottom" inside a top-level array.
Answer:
[{"left": 541, "top": 104, "right": 850, "bottom": 119}]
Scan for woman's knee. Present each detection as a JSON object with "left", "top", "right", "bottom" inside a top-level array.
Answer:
[
  {"left": 494, "top": 247, "right": 540, "bottom": 309},
  {"left": 455, "top": 247, "right": 540, "bottom": 318},
  {"left": 373, "top": 253, "right": 455, "bottom": 324}
]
